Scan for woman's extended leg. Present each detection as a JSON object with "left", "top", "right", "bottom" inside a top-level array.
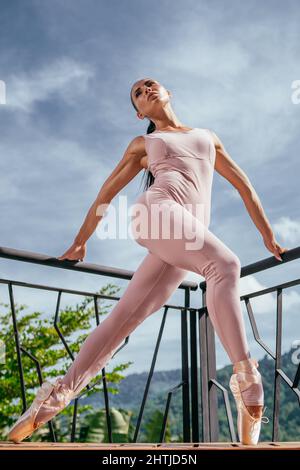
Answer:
[
  {"left": 132, "top": 198, "right": 263, "bottom": 409},
  {"left": 31, "top": 197, "right": 262, "bottom": 430},
  {"left": 34, "top": 252, "right": 188, "bottom": 425}
]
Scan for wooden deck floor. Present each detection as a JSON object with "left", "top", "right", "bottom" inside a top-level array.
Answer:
[{"left": 1, "top": 441, "right": 300, "bottom": 450}]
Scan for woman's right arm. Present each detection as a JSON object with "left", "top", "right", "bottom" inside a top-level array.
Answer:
[
  {"left": 73, "top": 136, "right": 145, "bottom": 245},
  {"left": 57, "top": 136, "right": 146, "bottom": 261}
]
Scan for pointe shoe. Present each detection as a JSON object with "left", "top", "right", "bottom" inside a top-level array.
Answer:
[
  {"left": 7, "top": 378, "right": 73, "bottom": 443},
  {"left": 229, "top": 357, "right": 269, "bottom": 445}
]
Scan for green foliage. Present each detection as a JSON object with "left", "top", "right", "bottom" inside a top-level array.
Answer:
[
  {"left": 79, "top": 407, "right": 133, "bottom": 443},
  {"left": 0, "top": 285, "right": 299, "bottom": 443},
  {"left": 0, "top": 283, "right": 133, "bottom": 441},
  {"left": 144, "top": 409, "right": 171, "bottom": 443}
]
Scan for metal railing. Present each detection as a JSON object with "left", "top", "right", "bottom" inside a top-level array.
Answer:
[
  {"left": 198, "top": 245, "right": 300, "bottom": 442},
  {"left": 0, "top": 245, "right": 299, "bottom": 443},
  {"left": 0, "top": 246, "right": 197, "bottom": 443}
]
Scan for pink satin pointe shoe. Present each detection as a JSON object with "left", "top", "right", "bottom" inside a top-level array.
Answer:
[
  {"left": 7, "top": 378, "right": 73, "bottom": 443},
  {"left": 229, "top": 357, "right": 269, "bottom": 445}
]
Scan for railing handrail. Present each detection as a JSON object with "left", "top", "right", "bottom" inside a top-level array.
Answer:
[
  {"left": 199, "top": 245, "right": 300, "bottom": 289},
  {"left": 2, "top": 244, "right": 299, "bottom": 444},
  {"left": 0, "top": 244, "right": 196, "bottom": 443},
  {"left": 0, "top": 245, "right": 198, "bottom": 290}
]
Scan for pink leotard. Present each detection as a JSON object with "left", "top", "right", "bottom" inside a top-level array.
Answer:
[{"left": 34, "top": 128, "right": 262, "bottom": 427}]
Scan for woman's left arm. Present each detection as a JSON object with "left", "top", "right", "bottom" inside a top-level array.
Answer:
[{"left": 208, "top": 130, "right": 289, "bottom": 261}]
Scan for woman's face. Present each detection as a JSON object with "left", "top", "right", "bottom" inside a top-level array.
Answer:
[{"left": 131, "top": 78, "right": 170, "bottom": 118}]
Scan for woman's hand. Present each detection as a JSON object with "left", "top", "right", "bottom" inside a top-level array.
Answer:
[
  {"left": 57, "top": 242, "right": 87, "bottom": 262},
  {"left": 263, "top": 233, "right": 289, "bottom": 262}
]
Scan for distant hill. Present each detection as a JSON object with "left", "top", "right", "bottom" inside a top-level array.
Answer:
[{"left": 81, "top": 349, "right": 300, "bottom": 442}]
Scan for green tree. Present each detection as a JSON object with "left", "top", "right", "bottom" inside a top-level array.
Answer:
[
  {"left": 144, "top": 409, "right": 171, "bottom": 443},
  {"left": 0, "top": 283, "right": 133, "bottom": 442}
]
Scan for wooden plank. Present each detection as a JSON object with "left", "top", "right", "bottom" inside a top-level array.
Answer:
[{"left": 0, "top": 441, "right": 300, "bottom": 451}]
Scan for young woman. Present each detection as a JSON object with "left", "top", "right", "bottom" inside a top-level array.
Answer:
[{"left": 8, "top": 78, "right": 288, "bottom": 445}]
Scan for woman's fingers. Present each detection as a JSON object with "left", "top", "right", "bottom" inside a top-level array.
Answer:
[
  {"left": 264, "top": 237, "right": 289, "bottom": 262},
  {"left": 57, "top": 255, "right": 67, "bottom": 260},
  {"left": 58, "top": 255, "right": 81, "bottom": 260},
  {"left": 274, "top": 244, "right": 289, "bottom": 261},
  {"left": 57, "top": 242, "right": 86, "bottom": 262}
]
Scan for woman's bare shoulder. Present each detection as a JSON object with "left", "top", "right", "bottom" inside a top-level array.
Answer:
[
  {"left": 126, "top": 134, "right": 147, "bottom": 157},
  {"left": 204, "top": 129, "right": 223, "bottom": 149}
]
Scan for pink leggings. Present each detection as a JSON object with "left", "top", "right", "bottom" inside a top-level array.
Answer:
[{"left": 35, "top": 200, "right": 258, "bottom": 425}]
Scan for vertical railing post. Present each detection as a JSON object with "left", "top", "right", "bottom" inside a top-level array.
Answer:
[
  {"left": 190, "top": 307, "right": 199, "bottom": 441},
  {"left": 273, "top": 288, "right": 282, "bottom": 441},
  {"left": 199, "top": 286, "right": 209, "bottom": 441},
  {"left": 198, "top": 285, "right": 219, "bottom": 442},
  {"left": 206, "top": 313, "right": 219, "bottom": 441},
  {"left": 8, "top": 283, "right": 27, "bottom": 413},
  {"left": 181, "top": 288, "right": 191, "bottom": 442}
]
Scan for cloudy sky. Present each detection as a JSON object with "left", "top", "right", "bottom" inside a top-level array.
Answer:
[{"left": 0, "top": 0, "right": 299, "bottom": 380}]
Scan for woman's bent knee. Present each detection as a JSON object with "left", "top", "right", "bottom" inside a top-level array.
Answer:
[
  {"left": 217, "top": 254, "right": 241, "bottom": 281},
  {"left": 226, "top": 255, "right": 241, "bottom": 278}
]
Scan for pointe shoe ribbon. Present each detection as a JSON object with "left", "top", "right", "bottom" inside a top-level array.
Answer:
[
  {"left": 246, "top": 405, "right": 269, "bottom": 445},
  {"left": 7, "top": 378, "right": 73, "bottom": 443},
  {"left": 233, "top": 357, "right": 259, "bottom": 373}
]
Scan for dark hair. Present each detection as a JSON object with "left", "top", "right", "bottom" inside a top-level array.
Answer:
[{"left": 130, "top": 86, "right": 155, "bottom": 191}]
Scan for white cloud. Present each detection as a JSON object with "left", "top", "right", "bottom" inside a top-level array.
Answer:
[
  {"left": 1, "top": 0, "right": 299, "bottom": 374},
  {"left": 175, "top": 270, "right": 300, "bottom": 317},
  {"left": 240, "top": 274, "right": 300, "bottom": 314},
  {"left": 239, "top": 275, "right": 276, "bottom": 314},
  {"left": 273, "top": 216, "right": 300, "bottom": 244},
  {"left": 140, "top": 9, "right": 300, "bottom": 167},
  {"left": 6, "top": 57, "right": 94, "bottom": 112},
  {"left": 283, "top": 288, "right": 300, "bottom": 311}
]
